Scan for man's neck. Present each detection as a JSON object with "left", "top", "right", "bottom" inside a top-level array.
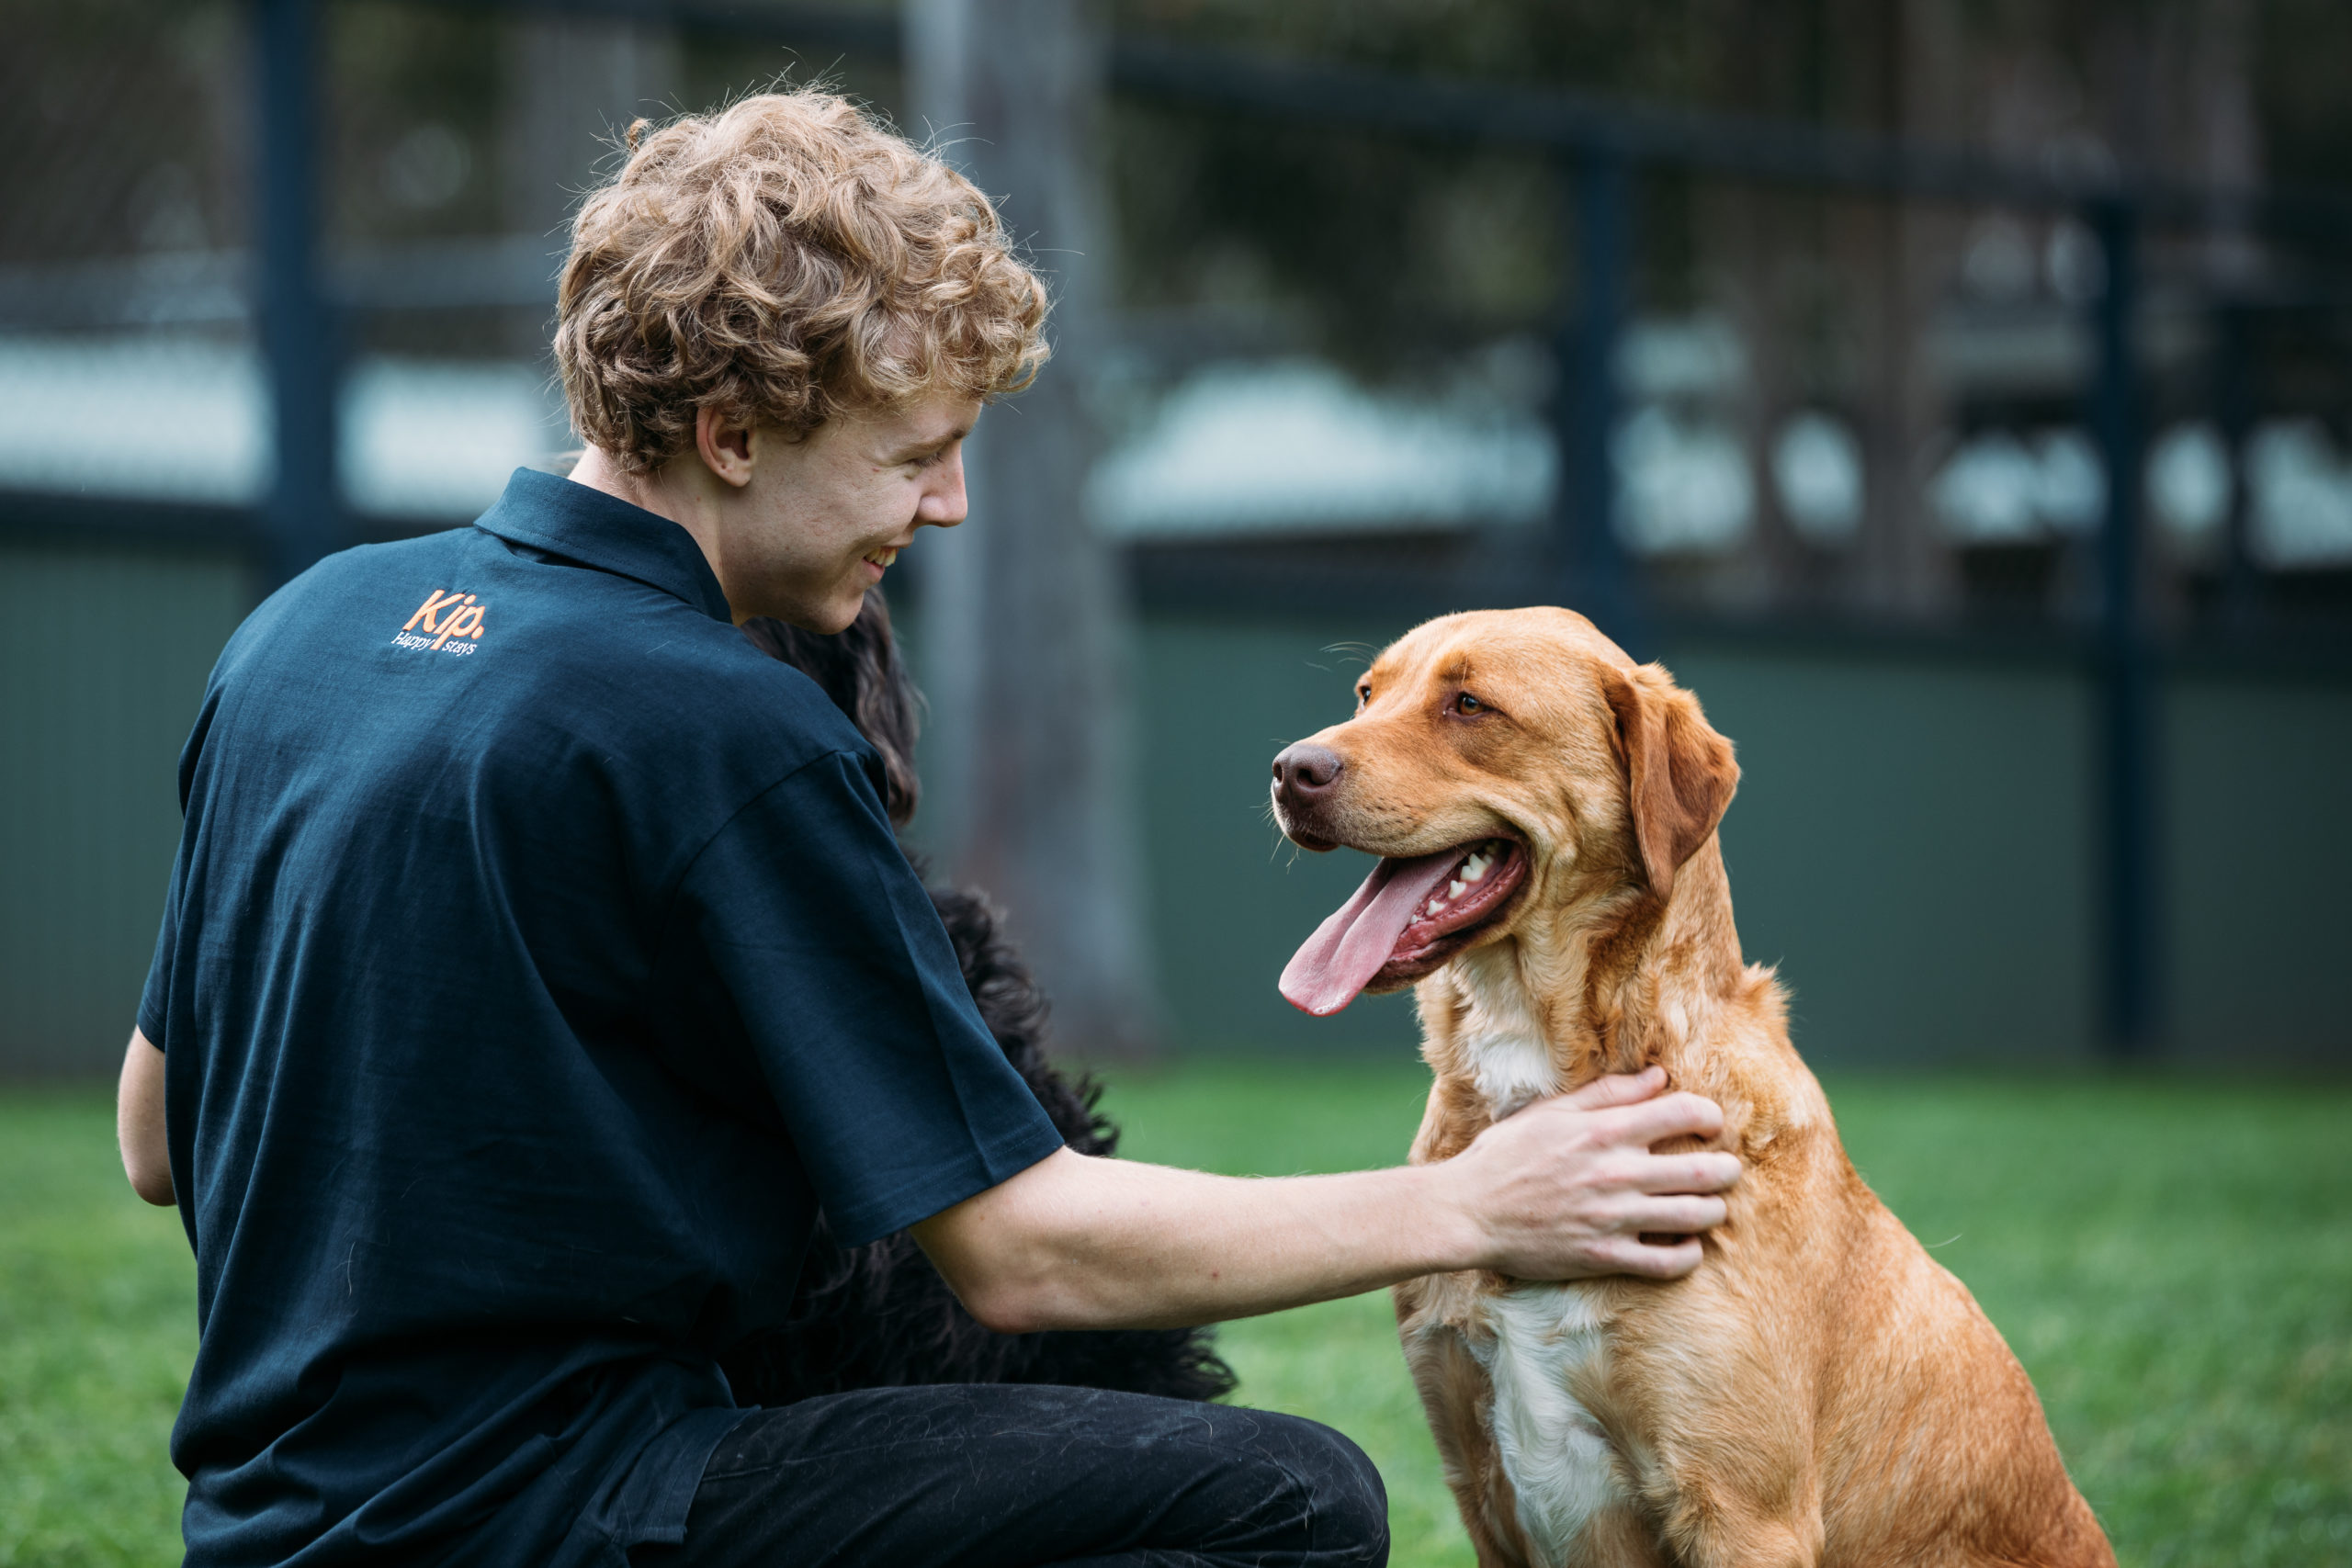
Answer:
[{"left": 566, "top": 447, "right": 739, "bottom": 620}]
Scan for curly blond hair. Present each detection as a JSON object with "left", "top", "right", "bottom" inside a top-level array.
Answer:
[{"left": 554, "top": 90, "right": 1050, "bottom": 472}]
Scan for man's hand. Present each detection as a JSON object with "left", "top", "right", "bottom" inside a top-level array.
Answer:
[
  {"left": 911, "top": 1066, "right": 1739, "bottom": 1335},
  {"left": 1435, "top": 1066, "right": 1738, "bottom": 1282}
]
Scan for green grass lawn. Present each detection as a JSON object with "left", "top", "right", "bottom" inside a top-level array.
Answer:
[{"left": 3, "top": 1067, "right": 2347, "bottom": 1567}]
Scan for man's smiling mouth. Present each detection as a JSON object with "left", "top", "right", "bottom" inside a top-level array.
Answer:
[{"left": 864, "top": 547, "right": 900, "bottom": 570}]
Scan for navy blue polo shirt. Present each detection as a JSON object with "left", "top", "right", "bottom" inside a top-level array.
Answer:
[{"left": 139, "top": 468, "right": 1064, "bottom": 1567}]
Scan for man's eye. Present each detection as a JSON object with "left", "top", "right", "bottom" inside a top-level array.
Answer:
[{"left": 1456, "top": 693, "right": 1486, "bottom": 714}]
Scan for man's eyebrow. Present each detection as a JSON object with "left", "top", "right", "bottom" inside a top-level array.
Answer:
[{"left": 885, "top": 425, "right": 971, "bottom": 462}]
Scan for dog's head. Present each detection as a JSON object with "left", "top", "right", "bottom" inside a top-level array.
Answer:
[{"left": 1270, "top": 607, "right": 1738, "bottom": 1016}]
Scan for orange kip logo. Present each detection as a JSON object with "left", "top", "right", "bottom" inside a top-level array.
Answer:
[{"left": 398, "top": 589, "right": 488, "bottom": 653}]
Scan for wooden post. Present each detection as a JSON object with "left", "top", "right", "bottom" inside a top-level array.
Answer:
[{"left": 906, "top": 0, "right": 1161, "bottom": 1059}]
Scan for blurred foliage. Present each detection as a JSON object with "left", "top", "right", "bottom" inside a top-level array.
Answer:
[
  {"left": 8, "top": 0, "right": 2351, "bottom": 266},
  {"left": 326, "top": 2, "right": 505, "bottom": 246},
  {"left": 6, "top": 0, "right": 2350, "bottom": 378},
  {"left": 0, "top": 1, "right": 241, "bottom": 265},
  {"left": 2250, "top": 0, "right": 2352, "bottom": 186},
  {"left": 1104, "top": 0, "right": 1871, "bottom": 355},
  {"left": 1102, "top": 0, "right": 2352, "bottom": 373}
]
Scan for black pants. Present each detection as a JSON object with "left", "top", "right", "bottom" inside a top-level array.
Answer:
[{"left": 635, "top": 1384, "right": 1389, "bottom": 1568}]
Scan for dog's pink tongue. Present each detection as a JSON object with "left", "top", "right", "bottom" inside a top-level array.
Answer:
[{"left": 1280, "top": 849, "right": 1462, "bottom": 1017}]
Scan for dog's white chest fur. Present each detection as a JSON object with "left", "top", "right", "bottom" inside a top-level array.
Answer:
[
  {"left": 1448, "top": 953, "right": 1631, "bottom": 1563},
  {"left": 1465, "top": 1286, "right": 1623, "bottom": 1563},
  {"left": 1455, "top": 949, "right": 1559, "bottom": 1119}
]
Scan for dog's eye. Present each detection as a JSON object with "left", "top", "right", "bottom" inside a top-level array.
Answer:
[
  {"left": 1455, "top": 692, "right": 1486, "bottom": 715},
  {"left": 1356, "top": 683, "right": 1372, "bottom": 706}
]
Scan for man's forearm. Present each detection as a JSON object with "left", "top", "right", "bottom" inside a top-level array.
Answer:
[
  {"left": 912, "top": 1071, "right": 1741, "bottom": 1334},
  {"left": 916, "top": 1150, "right": 1479, "bottom": 1334}
]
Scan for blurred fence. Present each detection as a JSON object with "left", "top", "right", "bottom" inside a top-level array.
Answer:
[{"left": 4, "top": 0, "right": 2350, "bottom": 1072}]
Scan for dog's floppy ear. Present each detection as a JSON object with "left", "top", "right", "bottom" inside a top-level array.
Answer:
[{"left": 1602, "top": 662, "right": 1739, "bottom": 903}]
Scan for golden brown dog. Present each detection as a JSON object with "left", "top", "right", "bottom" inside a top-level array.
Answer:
[{"left": 1269, "top": 607, "right": 2112, "bottom": 1568}]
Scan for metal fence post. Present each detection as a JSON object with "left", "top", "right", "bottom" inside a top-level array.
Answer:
[
  {"left": 254, "top": 0, "right": 340, "bottom": 589},
  {"left": 2090, "top": 198, "right": 2159, "bottom": 1058},
  {"left": 1555, "top": 150, "right": 1641, "bottom": 654},
  {"left": 2213, "top": 300, "right": 2262, "bottom": 629}
]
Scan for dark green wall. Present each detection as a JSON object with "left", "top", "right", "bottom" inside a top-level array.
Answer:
[
  {"left": 1130, "top": 615, "right": 2352, "bottom": 1067},
  {"left": 1134, "top": 615, "right": 1430, "bottom": 1061},
  {"left": 0, "top": 541, "right": 253, "bottom": 1075},
  {"left": 2165, "top": 675, "right": 2352, "bottom": 1065},
  {"left": 1674, "top": 646, "right": 2096, "bottom": 1067},
  {"left": 1129, "top": 616, "right": 2109, "bottom": 1065},
  {"left": 4, "top": 540, "right": 2346, "bottom": 1075}
]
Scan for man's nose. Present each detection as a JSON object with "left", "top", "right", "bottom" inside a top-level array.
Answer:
[
  {"left": 919, "top": 449, "right": 968, "bottom": 528},
  {"left": 1272, "top": 742, "right": 1344, "bottom": 809}
]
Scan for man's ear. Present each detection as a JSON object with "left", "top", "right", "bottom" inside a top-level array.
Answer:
[
  {"left": 695, "top": 405, "right": 757, "bottom": 488},
  {"left": 1603, "top": 662, "right": 1740, "bottom": 903}
]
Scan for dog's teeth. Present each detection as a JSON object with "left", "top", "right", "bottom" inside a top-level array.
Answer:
[
  {"left": 1448, "top": 879, "right": 1466, "bottom": 898},
  {"left": 1463, "top": 856, "right": 1487, "bottom": 882},
  {"left": 1427, "top": 897, "right": 1444, "bottom": 916}
]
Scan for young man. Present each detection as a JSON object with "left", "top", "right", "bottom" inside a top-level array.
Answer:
[{"left": 118, "top": 91, "right": 1740, "bottom": 1567}]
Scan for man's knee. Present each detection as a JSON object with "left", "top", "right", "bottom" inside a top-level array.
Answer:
[
  {"left": 1224, "top": 1406, "right": 1389, "bottom": 1564},
  {"left": 685, "top": 1386, "right": 1389, "bottom": 1567}
]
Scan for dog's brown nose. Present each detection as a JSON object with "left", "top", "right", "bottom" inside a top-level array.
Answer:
[{"left": 1272, "top": 742, "right": 1344, "bottom": 807}]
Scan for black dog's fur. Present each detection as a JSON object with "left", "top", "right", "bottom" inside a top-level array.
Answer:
[{"left": 718, "top": 593, "right": 1235, "bottom": 1406}]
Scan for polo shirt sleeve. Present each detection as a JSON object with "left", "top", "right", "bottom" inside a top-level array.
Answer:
[
  {"left": 138, "top": 684, "right": 215, "bottom": 1054},
  {"left": 137, "top": 842, "right": 185, "bottom": 1051},
  {"left": 652, "top": 749, "right": 1066, "bottom": 1247}
]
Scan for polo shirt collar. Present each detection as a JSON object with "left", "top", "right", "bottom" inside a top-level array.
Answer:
[{"left": 474, "top": 468, "right": 735, "bottom": 623}]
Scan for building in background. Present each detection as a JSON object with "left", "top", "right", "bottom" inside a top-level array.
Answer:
[{"left": 3, "top": 0, "right": 2348, "bottom": 1072}]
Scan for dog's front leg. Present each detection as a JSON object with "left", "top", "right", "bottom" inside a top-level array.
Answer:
[
  {"left": 1649, "top": 1479, "right": 1823, "bottom": 1568},
  {"left": 1397, "top": 1287, "right": 1540, "bottom": 1568}
]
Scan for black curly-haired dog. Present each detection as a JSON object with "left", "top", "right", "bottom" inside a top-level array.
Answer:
[{"left": 718, "top": 592, "right": 1236, "bottom": 1406}]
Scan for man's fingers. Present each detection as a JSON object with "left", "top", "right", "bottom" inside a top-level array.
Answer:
[
  {"left": 1591, "top": 1089, "right": 1725, "bottom": 1147},
  {"left": 1559, "top": 1066, "right": 1667, "bottom": 1112},
  {"left": 1615, "top": 1194, "right": 1730, "bottom": 1235},
  {"left": 1629, "top": 1152, "right": 1743, "bottom": 1195},
  {"left": 1583, "top": 1235, "right": 1705, "bottom": 1280}
]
